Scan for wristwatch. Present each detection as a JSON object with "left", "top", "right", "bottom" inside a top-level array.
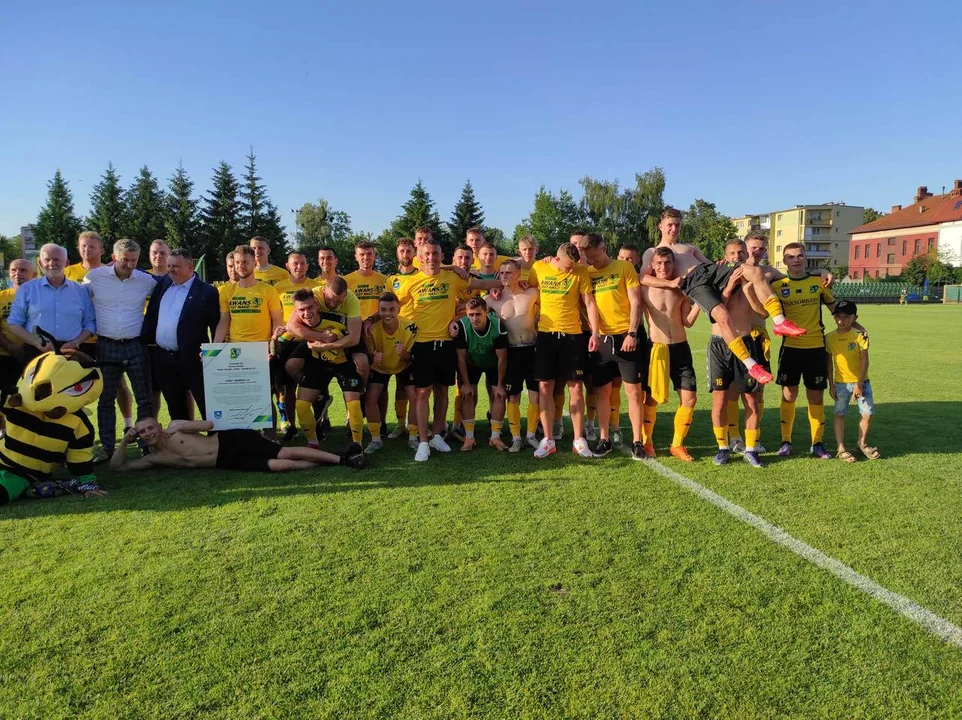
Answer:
[{"left": 627, "top": 331, "right": 637, "bottom": 338}]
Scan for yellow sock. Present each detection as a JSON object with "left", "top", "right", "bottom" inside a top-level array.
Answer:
[
  {"left": 526, "top": 402, "right": 540, "bottom": 435},
  {"left": 586, "top": 391, "right": 597, "bottom": 421},
  {"left": 347, "top": 399, "right": 363, "bottom": 443},
  {"left": 780, "top": 399, "right": 796, "bottom": 443},
  {"left": 507, "top": 400, "right": 522, "bottom": 438},
  {"left": 464, "top": 419, "right": 476, "bottom": 438},
  {"left": 395, "top": 397, "right": 408, "bottom": 424},
  {"left": 728, "top": 337, "right": 751, "bottom": 363},
  {"left": 491, "top": 420, "right": 503, "bottom": 437},
  {"left": 610, "top": 390, "right": 622, "bottom": 429},
  {"left": 713, "top": 426, "right": 729, "bottom": 450},
  {"left": 643, "top": 404, "right": 657, "bottom": 444},
  {"left": 727, "top": 400, "right": 741, "bottom": 441},
  {"left": 808, "top": 404, "right": 825, "bottom": 444},
  {"left": 296, "top": 399, "right": 316, "bottom": 443},
  {"left": 408, "top": 423, "right": 418, "bottom": 440},
  {"left": 671, "top": 406, "right": 694, "bottom": 447},
  {"left": 453, "top": 391, "right": 463, "bottom": 425},
  {"left": 368, "top": 420, "right": 381, "bottom": 439},
  {"left": 763, "top": 296, "right": 783, "bottom": 319},
  {"left": 745, "top": 427, "right": 760, "bottom": 451}
]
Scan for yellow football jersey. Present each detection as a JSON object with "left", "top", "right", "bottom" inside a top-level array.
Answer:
[
  {"left": 0, "top": 288, "right": 19, "bottom": 357},
  {"left": 825, "top": 329, "right": 870, "bottom": 383},
  {"left": 530, "top": 259, "right": 591, "bottom": 335},
  {"left": 218, "top": 281, "right": 282, "bottom": 342},
  {"left": 586, "top": 259, "right": 639, "bottom": 335},
  {"left": 368, "top": 320, "right": 418, "bottom": 374},
  {"left": 393, "top": 270, "right": 469, "bottom": 342},
  {"left": 254, "top": 264, "right": 290, "bottom": 286},
  {"left": 344, "top": 270, "right": 387, "bottom": 319},
  {"left": 275, "top": 277, "right": 319, "bottom": 322},
  {"left": 387, "top": 269, "right": 422, "bottom": 321},
  {"left": 770, "top": 276, "right": 836, "bottom": 349}
]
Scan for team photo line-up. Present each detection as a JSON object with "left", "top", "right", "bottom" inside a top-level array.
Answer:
[{"left": 0, "top": 207, "right": 879, "bottom": 492}]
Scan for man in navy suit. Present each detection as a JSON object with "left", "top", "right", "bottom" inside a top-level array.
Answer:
[{"left": 142, "top": 248, "right": 219, "bottom": 420}]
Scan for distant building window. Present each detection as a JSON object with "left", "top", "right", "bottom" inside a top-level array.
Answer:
[
  {"left": 836, "top": 210, "right": 841, "bottom": 216},
  {"left": 865, "top": 244, "right": 871, "bottom": 259},
  {"left": 776, "top": 230, "right": 782, "bottom": 237},
  {"left": 902, "top": 240, "right": 907, "bottom": 255},
  {"left": 875, "top": 269, "right": 880, "bottom": 277},
  {"left": 915, "top": 239, "right": 921, "bottom": 254},
  {"left": 955, "top": 200, "right": 962, "bottom": 210},
  {"left": 855, "top": 246, "right": 860, "bottom": 259},
  {"left": 778, "top": 214, "right": 783, "bottom": 220},
  {"left": 852, "top": 270, "right": 859, "bottom": 279},
  {"left": 877, "top": 242, "right": 882, "bottom": 256},
  {"left": 887, "top": 254, "right": 895, "bottom": 264},
  {"left": 929, "top": 237, "right": 936, "bottom": 248},
  {"left": 888, "top": 237, "right": 896, "bottom": 245},
  {"left": 776, "top": 245, "right": 782, "bottom": 252}
]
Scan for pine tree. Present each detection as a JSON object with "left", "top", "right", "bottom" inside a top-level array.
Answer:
[
  {"left": 199, "top": 162, "right": 243, "bottom": 280},
  {"left": 124, "top": 166, "right": 167, "bottom": 246},
  {"left": 239, "top": 149, "right": 288, "bottom": 264},
  {"left": 165, "top": 162, "right": 199, "bottom": 249},
  {"left": 86, "top": 162, "right": 127, "bottom": 245},
  {"left": 35, "top": 169, "right": 82, "bottom": 250},
  {"left": 379, "top": 180, "right": 450, "bottom": 258},
  {"left": 448, "top": 180, "right": 485, "bottom": 245}
]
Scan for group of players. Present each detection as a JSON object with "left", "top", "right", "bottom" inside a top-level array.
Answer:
[{"left": 201, "top": 206, "right": 874, "bottom": 469}]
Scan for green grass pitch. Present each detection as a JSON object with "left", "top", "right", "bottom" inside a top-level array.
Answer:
[{"left": 2, "top": 305, "right": 961, "bottom": 718}]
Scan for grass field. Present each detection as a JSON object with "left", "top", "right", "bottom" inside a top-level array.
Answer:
[{"left": 2, "top": 304, "right": 961, "bottom": 718}]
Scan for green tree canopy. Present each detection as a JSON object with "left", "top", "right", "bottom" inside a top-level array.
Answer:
[
  {"left": 863, "top": 207, "right": 885, "bottom": 225},
  {"left": 199, "top": 162, "right": 243, "bottom": 280},
  {"left": 294, "top": 200, "right": 355, "bottom": 275},
  {"left": 165, "top": 162, "right": 199, "bottom": 249},
  {"left": 35, "top": 170, "right": 83, "bottom": 256},
  {"left": 678, "top": 199, "right": 737, "bottom": 261},
  {"left": 86, "top": 162, "right": 127, "bottom": 245},
  {"left": 123, "top": 166, "right": 167, "bottom": 248},
  {"left": 377, "top": 180, "right": 450, "bottom": 258},
  {"left": 513, "top": 186, "right": 586, "bottom": 256},
  {"left": 448, "top": 180, "right": 485, "bottom": 246}
]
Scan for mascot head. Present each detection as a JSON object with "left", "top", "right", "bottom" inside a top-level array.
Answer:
[{"left": 7, "top": 351, "right": 103, "bottom": 419}]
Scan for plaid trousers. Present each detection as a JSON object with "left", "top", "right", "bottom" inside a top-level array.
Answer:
[{"left": 96, "top": 338, "right": 154, "bottom": 451}]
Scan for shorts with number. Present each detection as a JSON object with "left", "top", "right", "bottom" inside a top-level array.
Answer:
[
  {"left": 534, "top": 332, "right": 586, "bottom": 382},
  {"left": 833, "top": 380, "right": 875, "bottom": 416},
  {"left": 776, "top": 345, "right": 828, "bottom": 390},
  {"left": 680, "top": 263, "right": 737, "bottom": 320},
  {"left": 412, "top": 340, "right": 456, "bottom": 388},
  {"left": 504, "top": 345, "right": 537, "bottom": 396},
  {"left": 706, "top": 335, "right": 757, "bottom": 394},
  {"left": 370, "top": 367, "right": 414, "bottom": 387},
  {"left": 589, "top": 333, "right": 648, "bottom": 386}
]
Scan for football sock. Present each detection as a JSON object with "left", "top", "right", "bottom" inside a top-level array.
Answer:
[
  {"left": 464, "top": 419, "right": 475, "bottom": 439},
  {"left": 780, "top": 399, "right": 796, "bottom": 443},
  {"left": 808, "top": 404, "right": 825, "bottom": 444},
  {"left": 727, "top": 400, "right": 742, "bottom": 441},
  {"left": 526, "top": 402, "right": 540, "bottom": 435},
  {"left": 507, "top": 400, "right": 522, "bottom": 439},
  {"left": 368, "top": 421, "right": 381, "bottom": 439},
  {"left": 728, "top": 337, "right": 751, "bottom": 363},
  {"left": 491, "top": 420, "right": 503, "bottom": 439},
  {"left": 297, "top": 399, "right": 316, "bottom": 443},
  {"left": 745, "top": 427, "right": 760, "bottom": 452},
  {"left": 347, "top": 400, "right": 363, "bottom": 443},
  {"left": 713, "top": 426, "right": 729, "bottom": 450},
  {"left": 672, "top": 406, "right": 694, "bottom": 447},
  {"left": 763, "top": 296, "right": 784, "bottom": 321},
  {"left": 643, "top": 404, "right": 657, "bottom": 445}
]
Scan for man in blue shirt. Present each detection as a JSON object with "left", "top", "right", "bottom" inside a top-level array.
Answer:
[{"left": 8, "top": 244, "right": 95, "bottom": 359}]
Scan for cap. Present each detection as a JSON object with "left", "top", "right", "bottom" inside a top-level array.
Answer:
[{"left": 833, "top": 300, "right": 857, "bottom": 315}]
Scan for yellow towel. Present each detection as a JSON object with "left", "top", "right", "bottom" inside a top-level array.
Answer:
[{"left": 648, "top": 342, "right": 670, "bottom": 405}]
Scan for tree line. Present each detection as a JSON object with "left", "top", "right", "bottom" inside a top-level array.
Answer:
[{"left": 19, "top": 159, "right": 757, "bottom": 280}]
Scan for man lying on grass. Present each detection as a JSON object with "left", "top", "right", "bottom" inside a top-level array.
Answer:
[{"left": 109, "top": 418, "right": 364, "bottom": 472}]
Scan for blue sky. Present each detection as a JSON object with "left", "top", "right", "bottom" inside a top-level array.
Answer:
[{"left": 2, "top": 0, "right": 959, "bottom": 239}]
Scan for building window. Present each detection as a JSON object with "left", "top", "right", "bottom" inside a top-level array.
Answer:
[
  {"left": 836, "top": 210, "right": 841, "bottom": 216},
  {"left": 776, "top": 230, "right": 782, "bottom": 237},
  {"left": 778, "top": 214, "right": 783, "bottom": 220},
  {"left": 902, "top": 240, "right": 907, "bottom": 255},
  {"left": 877, "top": 242, "right": 882, "bottom": 256},
  {"left": 915, "top": 239, "right": 921, "bottom": 254},
  {"left": 929, "top": 237, "right": 936, "bottom": 248},
  {"left": 875, "top": 269, "right": 880, "bottom": 277},
  {"left": 852, "top": 270, "right": 859, "bottom": 279},
  {"left": 887, "top": 254, "right": 895, "bottom": 264},
  {"left": 865, "top": 244, "right": 871, "bottom": 259},
  {"left": 855, "top": 246, "right": 860, "bottom": 259},
  {"left": 888, "top": 237, "right": 896, "bottom": 245},
  {"left": 776, "top": 245, "right": 782, "bottom": 252}
]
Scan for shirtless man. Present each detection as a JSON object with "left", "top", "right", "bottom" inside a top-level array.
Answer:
[
  {"left": 485, "top": 259, "right": 540, "bottom": 452},
  {"left": 640, "top": 208, "right": 806, "bottom": 386},
  {"left": 641, "top": 247, "right": 700, "bottom": 461},
  {"left": 110, "top": 418, "right": 363, "bottom": 472},
  {"left": 707, "top": 240, "right": 767, "bottom": 468}
]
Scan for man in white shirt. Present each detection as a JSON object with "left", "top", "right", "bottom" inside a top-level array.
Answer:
[{"left": 83, "top": 238, "right": 156, "bottom": 457}]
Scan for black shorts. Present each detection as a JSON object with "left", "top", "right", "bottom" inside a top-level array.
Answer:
[
  {"left": 466, "top": 364, "right": 498, "bottom": 387},
  {"left": 412, "top": 340, "right": 457, "bottom": 388},
  {"left": 291, "top": 342, "right": 364, "bottom": 393},
  {"left": 589, "top": 333, "right": 648, "bottom": 386},
  {"left": 668, "top": 341, "right": 697, "bottom": 392},
  {"left": 369, "top": 367, "right": 414, "bottom": 388},
  {"left": 215, "top": 429, "right": 281, "bottom": 472},
  {"left": 707, "top": 335, "right": 758, "bottom": 394},
  {"left": 347, "top": 336, "right": 368, "bottom": 358},
  {"left": 681, "top": 263, "right": 737, "bottom": 321},
  {"left": 0, "top": 355, "right": 23, "bottom": 388},
  {"left": 534, "top": 332, "right": 586, "bottom": 382},
  {"left": 271, "top": 337, "right": 303, "bottom": 388},
  {"left": 504, "top": 345, "right": 538, "bottom": 396},
  {"left": 777, "top": 345, "right": 828, "bottom": 390}
]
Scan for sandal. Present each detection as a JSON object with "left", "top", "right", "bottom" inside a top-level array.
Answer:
[
  {"left": 859, "top": 445, "right": 881, "bottom": 460},
  {"left": 837, "top": 450, "right": 857, "bottom": 463}
]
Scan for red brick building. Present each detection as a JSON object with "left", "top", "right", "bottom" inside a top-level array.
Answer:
[{"left": 847, "top": 181, "right": 962, "bottom": 279}]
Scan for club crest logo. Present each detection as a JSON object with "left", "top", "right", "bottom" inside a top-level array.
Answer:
[
  {"left": 393, "top": 280, "right": 401, "bottom": 290},
  {"left": 781, "top": 287, "right": 790, "bottom": 298},
  {"left": 810, "top": 285, "right": 819, "bottom": 294},
  {"left": 213, "top": 410, "right": 223, "bottom": 419},
  {"left": 230, "top": 347, "right": 242, "bottom": 359}
]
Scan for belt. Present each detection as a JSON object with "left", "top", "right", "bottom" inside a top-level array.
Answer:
[
  {"left": 155, "top": 346, "right": 180, "bottom": 355},
  {"left": 99, "top": 336, "right": 141, "bottom": 344}
]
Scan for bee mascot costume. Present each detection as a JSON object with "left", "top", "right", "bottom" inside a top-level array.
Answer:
[{"left": 0, "top": 337, "right": 105, "bottom": 504}]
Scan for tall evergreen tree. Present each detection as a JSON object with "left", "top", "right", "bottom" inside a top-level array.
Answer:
[
  {"left": 124, "top": 166, "right": 167, "bottom": 246},
  {"left": 86, "top": 162, "right": 127, "bottom": 245},
  {"left": 35, "top": 169, "right": 82, "bottom": 250},
  {"left": 378, "top": 180, "right": 450, "bottom": 258},
  {"left": 240, "top": 149, "right": 288, "bottom": 264},
  {"left": 199, "top": 162, "right": 243, "bottom": 280},
  {"left": 165, "top": 161, "right": 199, "bottom": 249},
  {"left": 448, "top": 180, "right": 485, "bottom": 245}
]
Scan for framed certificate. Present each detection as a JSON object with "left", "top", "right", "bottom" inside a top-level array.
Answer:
[{"left": 201, "top": 342, "right": 273, "bottom": 430}]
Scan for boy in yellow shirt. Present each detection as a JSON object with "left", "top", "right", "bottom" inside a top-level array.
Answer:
[{"left": 826, "top": 301, "right": 879, "bottom": 462}]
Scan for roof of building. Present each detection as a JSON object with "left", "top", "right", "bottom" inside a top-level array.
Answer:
[{"left": 851, "top": 185, "right": 962, "bottom": 235}]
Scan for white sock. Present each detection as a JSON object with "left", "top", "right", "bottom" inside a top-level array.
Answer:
[
  {"left": 744, "top": 358, "right": 758, "bottom": 369},
  {"left": 123, "top": 416, "right": 133, "bottom": 428},
  {"left": 773, "top": 314, "right": 786, "bottom": 324}
]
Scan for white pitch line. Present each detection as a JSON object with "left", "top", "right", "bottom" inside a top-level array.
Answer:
[{"left": 632, "top": 454, "right": 962, "bottom": 649}]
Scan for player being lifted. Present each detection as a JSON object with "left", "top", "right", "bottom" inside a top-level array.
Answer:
[
  {"left": 485, "top": 259, "right": 541, "bottom": 452},
  {"left": 641, "top": 248, "right": 700, "bottom": 460},
  {"left": 529, "top": 242, "right": 602, "bottom": 459},
  {"left": 640, "top": 208, "right": 808, "bottom": 386}
]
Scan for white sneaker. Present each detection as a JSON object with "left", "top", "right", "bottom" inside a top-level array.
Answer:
[
  {"left": 573, "top": 437, "right": 593, "bottom": 458},
  {"left": 509, "top": 437, "right": 523, "bottom": 453},
  {"left": 552, "top": 419, "right": 564, "bottom": 440},
  {"left": 429, "top": 435, "right": 452, "bottom": 453},
  {"left": 585, "top": 420, "right": 597, "bottom": 442},
  {"left": 388, "top": 425, "right": 406, "bottom": 439},
  {"left": 526, "top": 433, "right": 540, "bottom": 449},
  {"left": 534, "top": 437, "right": 556, "bottom": 459},
  {"left": 364, "top": 438, "right": 383, "bottom": 455},
  {"left": 414, "top": 441, "right": 431, "bottom": 462},
  {"left": 408, "top": 435, "right": 419, "bottom": 450},
  {"left": 729, "top": 438, "right": 746, "bottom": 454}
]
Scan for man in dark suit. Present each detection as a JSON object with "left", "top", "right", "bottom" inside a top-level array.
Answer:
[{"left": 142, "top": 248, "right": 219, "bottom": 420}]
